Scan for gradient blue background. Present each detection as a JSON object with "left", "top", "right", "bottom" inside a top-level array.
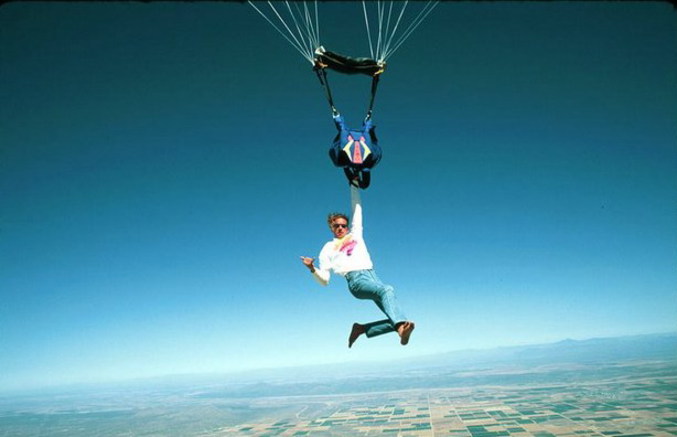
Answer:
[{"left": 1, "top": 2, "right": 676, "bottom": 392}]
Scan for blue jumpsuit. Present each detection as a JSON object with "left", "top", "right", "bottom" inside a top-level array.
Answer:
[{"left": 329, "top": 115, "right": 382, "bottom": 189}]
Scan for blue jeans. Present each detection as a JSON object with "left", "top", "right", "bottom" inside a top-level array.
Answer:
[{"left": 344, "top": 269, "right": 407, "bottom": 338}]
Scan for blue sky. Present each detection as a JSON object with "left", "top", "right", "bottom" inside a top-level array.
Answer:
[{"left": 1, "top": 2, "right": 676, "bottom": 392}]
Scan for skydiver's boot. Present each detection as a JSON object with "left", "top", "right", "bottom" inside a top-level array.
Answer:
[
  {"left": 358, "top": 169, "right": 371, "bottom": 189},
  {"left": 344, "top": 168, "right": 358, "bottom": 186}
]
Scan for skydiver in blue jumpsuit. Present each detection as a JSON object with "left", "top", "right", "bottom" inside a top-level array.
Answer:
[
  {"left": 314, "top": 47, "right": 385, "bottom": 189},
  {"left": 329, "top": 113, "right": 382, "bottom": 189}
]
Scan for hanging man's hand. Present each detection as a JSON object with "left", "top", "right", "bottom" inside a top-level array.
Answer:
[{"left": 299, "top": 256, "right": 316, "bottom": 273}]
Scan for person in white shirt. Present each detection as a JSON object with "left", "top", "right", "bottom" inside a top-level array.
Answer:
[{"left": 300, "top": 182, "right": 415, "bottom": 348}]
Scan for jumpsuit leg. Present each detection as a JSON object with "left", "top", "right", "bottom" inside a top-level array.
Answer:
[{"left": 345, "top": 270, "right": 407, "bottom": 338}]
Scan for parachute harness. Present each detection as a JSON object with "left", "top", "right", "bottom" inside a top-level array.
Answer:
[
  {"left": 366, "top": 73, "right": 380, "bottom": 121},
  {"left": 314, "top": 62, "right": 382, "bottom": 121},
  {"left": 314, "top": 67, "right": 338, "bottom": 116}
]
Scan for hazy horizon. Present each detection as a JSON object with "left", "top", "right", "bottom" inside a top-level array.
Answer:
[{"left": 2, "top": 331, "right": 675, "bottom": 395}]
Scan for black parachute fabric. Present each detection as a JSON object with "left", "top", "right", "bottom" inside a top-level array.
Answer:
[{"left": 315, "top": 48, "right": 384, "bottom": 76}]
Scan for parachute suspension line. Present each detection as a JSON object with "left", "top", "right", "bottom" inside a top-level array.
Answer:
[
  {"left": 294, "top": 1, "right": 320, "bottom": 54},
  {"left": 381, "top": 2, "right": 396, "bottom": 61},
  {"left": 360, "top": 1, "right": 438, "bottom": 64},
  {"left": 361, "top": 2, "right": 375, "bottom": 60},
  {"left": 312, "top": 1, "right": 321, "bottom": 50},
  {"left": 277, "top": 1, "right": 317, "bottom": 62},
  {"left": 375, "top": 2, "right": 385, "bottom": 64},
  {"left": 382, "top": 1, "right": 439, "bottom": 61},
  {"left": 285, "top": 2, "right": 311, "bottom": 57},
  {"left": 315, "top": 0, "right": 320, "bottom": 47},
  {"left": 251, "top": 1, "right": 435, "bottom": 66},
  {"left": 362, "top": 1, "right": 408, "bottom": 64},
  {"left": 376, "top": 1, "right": 396, "bottom": 63},
  {"left": 287, "top": 1, "right": 317, "bottom": 59},
  {"left": 247, "top": 1, "right": 317, "bottom": 64},
  {"left": 300, "top": 3, "right": 318, "bottom": 51},
  {"left": 380, "top": 1, "right": 409, "bottom": 63},
  {"left": 300, "top": 2, "right": 319, "bottom": 55},
  {"left": 247, "top": 1, "right": 312, "bottom": 63}
]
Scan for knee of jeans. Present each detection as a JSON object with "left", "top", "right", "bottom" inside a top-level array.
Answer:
[{"left": 382, "top": 285, "right": 395, "bottom": 297}]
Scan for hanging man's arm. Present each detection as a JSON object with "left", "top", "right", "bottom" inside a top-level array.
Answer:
[{"left": 350, "top": 182, "right": 363, "bottom": 239}]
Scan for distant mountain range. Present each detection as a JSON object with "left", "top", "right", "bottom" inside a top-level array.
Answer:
[
  {"left": 29, "top": 332, "right": 676, "bottom": 398},
  {"left": 396, "top": 331, "right": 677, "bottom": 371},
  {"left": 224, "top": 332, "right": 677, "bottom": 381},
  {"left": 183, "top": 332, "right": 677, "bottom": 398}
]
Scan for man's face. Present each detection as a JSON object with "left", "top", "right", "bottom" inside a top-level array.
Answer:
[{"left": 330, "top": 218, "right": 349, "bottom": 239}]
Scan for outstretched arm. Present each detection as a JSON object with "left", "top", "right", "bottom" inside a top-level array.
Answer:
[
  {"left": 350, "top": 183, "right": 363, "bottom": 239},
  {"left": 300, "top": 255, "right": 330, "bottom": 286}
]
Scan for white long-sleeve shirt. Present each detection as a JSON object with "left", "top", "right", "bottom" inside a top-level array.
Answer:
[{"left": 312, "top": 185, "right": 374, "bottom": 286}]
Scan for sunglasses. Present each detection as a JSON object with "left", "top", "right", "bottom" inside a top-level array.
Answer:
[{"left": 332, "top": 223, "right": 348, "bottom": 229}]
